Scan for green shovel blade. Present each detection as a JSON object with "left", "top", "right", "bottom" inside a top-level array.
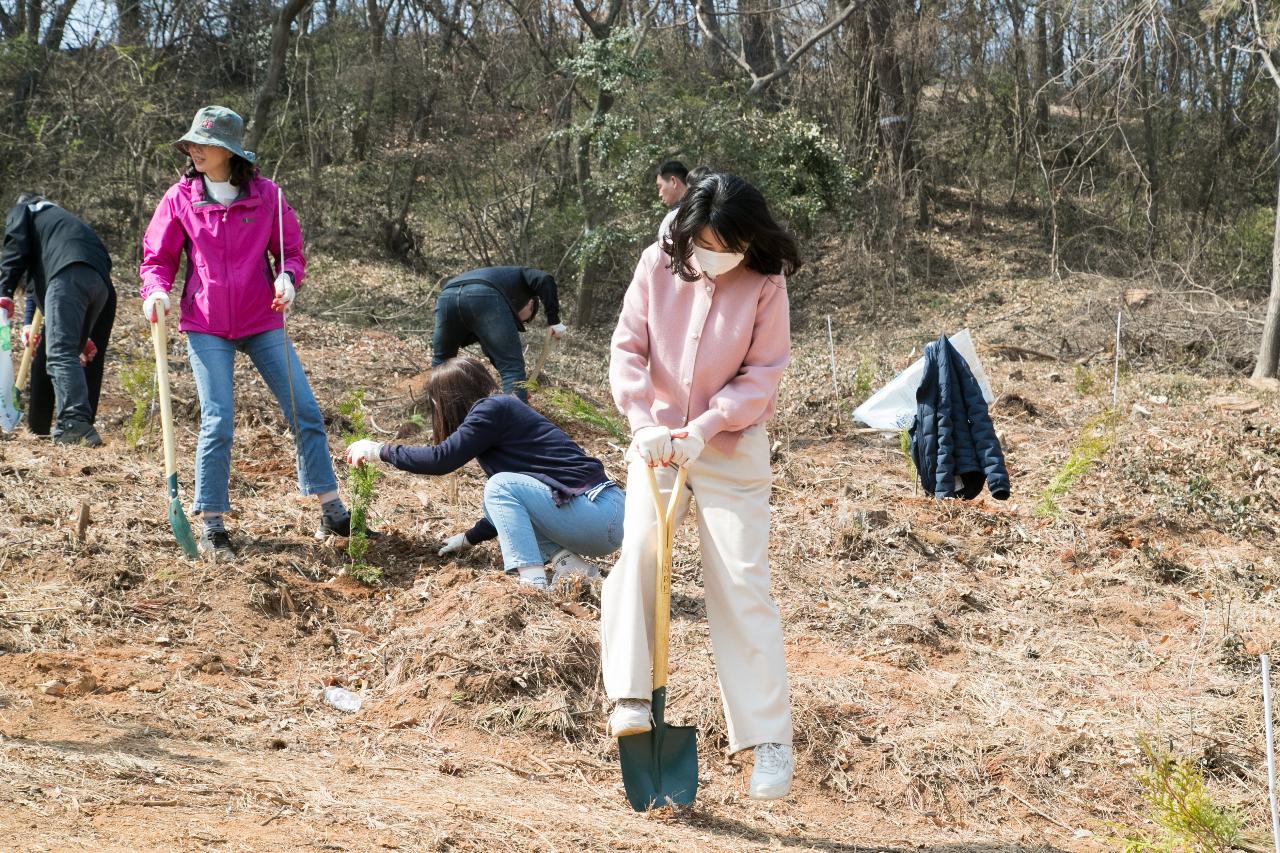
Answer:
[
  {"left": 618, "top": 687, "right": 698, "bottom": 812},
  {"left": 167, "top": 473, "right": 199, "bottom": 558}
]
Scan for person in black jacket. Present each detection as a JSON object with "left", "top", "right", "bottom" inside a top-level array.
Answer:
[
  {"left": 910, "top": 335, "right": 1011, "bottom": 500},
  {"left": 0, "top": 193, "right": 116, "bottom": 445},
  {"left": 344, "top": 356, "right": 623, "bottom": 590},
  {"left": 431, "top": 266, "right": 566, "bottom": 401}
]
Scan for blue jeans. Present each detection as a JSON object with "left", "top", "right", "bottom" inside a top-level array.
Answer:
[
  {"left": 482, "top": 473, "right": 625, "bottom": 571},
  {"left": 432, "top": 284, "right": 528, "bottom": 401},
  {"left": 187, "top": 328, "right": 338, "bottom": 513}
]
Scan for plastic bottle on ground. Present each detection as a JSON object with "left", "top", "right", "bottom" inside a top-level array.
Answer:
[{"left": 324, "top": 686, "right": 362, "bottom": 712}]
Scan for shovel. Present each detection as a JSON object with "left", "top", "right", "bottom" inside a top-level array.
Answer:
[
  {"left": 619, "top": 463, "right": 697, "bottom": 811},
  {"left": 527, "top": 327, "right": 555, "bottom": 387},
  {"left": 149, "top": 311, "right": 199, "bottom": 558},
  {"left": 15, "top": 307, "right": 42, "bottom": 399}
]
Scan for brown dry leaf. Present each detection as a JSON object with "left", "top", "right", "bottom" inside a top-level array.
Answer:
[
  {"left": 1205, "top": 395, "right": 1261, "bottom": 414},
  {"left": 557, "top": 602, "right": 595, "bottom": 620}
]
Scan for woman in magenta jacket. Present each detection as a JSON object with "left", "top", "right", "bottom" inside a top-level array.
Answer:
[{"left": 139, "top": 106, "right": 353, "bottom": 560}]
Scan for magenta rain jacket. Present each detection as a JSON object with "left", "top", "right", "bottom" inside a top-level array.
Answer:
[{"left": 139, "top": 175, "right": 305, "bottom": 340}]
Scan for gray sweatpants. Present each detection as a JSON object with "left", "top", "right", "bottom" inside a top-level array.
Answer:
[{"left": 44, "top": 263, "right": 110, "bottom": 430}]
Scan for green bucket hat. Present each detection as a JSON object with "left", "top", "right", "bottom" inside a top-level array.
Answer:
[{"left": 174, "top": 105, "right": 256, "bottom": 163}]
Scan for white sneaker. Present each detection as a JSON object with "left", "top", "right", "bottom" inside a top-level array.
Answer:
[
  {"left": 608, "top": 699, "right": 652, "bottom": 737},
  {"left": 748, "top": 743, "right": 794, "bottom": 800},
  {"left": 516, "top": 566, "right": 549, "bottom": 591},
  {"left": 550, "top": 549, "right": 601, "bottom": 585}
]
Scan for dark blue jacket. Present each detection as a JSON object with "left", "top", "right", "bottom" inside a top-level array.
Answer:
[
  {"left": 379, "top": 395, "right": 609, "bottom": 543},
  {"left": 442, "top": 266, "right": 561, "bottom": 332},
  {"left": 1, "top": 199, "right": 112, "bottom": 322},
  {"left": 909, "top": 335, "right": 1010, "bottom": 500}
]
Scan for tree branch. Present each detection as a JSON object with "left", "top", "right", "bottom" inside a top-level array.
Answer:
[
  {"left": 696, "top": 0, "right": 864, "bottom": 96},
  {"left": 748, "top": 0, "right": 863, "bottom": 95},
  {"left": 43, "top": 0, "right": 78, "bottom": 50},
  {"left": 694, "top": 0, "right": 756, "bottom": 77}
]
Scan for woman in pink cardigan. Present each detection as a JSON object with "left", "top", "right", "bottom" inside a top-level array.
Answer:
[
  {"left": 606, "top": 172, "right": 799, "bottom": 800},
  {"left": 140, "top": 106, "right": 353, "bottom": 561}
]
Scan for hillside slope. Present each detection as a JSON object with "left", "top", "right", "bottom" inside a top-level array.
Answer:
[{"left": 1, "top": 224, "right": 1276, "bottom": 851}]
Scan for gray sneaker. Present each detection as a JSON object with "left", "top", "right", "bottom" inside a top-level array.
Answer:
[
  {"left": 549, "top": 549, "right": 601, "bottom": 585},
  {"left": 198, "top": 528, "right": 236, "bottom": 562},
  {"left": 53, "top": 420, "right": 102, "bottom": 447}
]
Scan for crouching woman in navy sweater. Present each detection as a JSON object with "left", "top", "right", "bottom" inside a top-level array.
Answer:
[{"left": 344, "top": 356, "right": 624, "bottom": 590}]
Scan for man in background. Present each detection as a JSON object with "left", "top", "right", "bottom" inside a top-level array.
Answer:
[
  {"left": 655, "top": 160, "right": 688, "bottom": 244},
  {"left": 431, "top": 266, "right": 566, "bottom": 401},
  {"left": 0, "top": 193, "right": 116, "bottom": 446},
  {"left": 658, "top": 165, "right": 714, "bottom": 245}
]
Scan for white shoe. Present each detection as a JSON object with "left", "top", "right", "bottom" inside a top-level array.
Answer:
[
  {"left": 608, "top": 699, "right": 652, "bottom": 737},
  {"left": 550, "top": 549, "right": 601, "bottom": 585},
  {"left": 748, "top": 743, "right": 794, "bottom": 800},
  {"left": 516, "top": 566, "right": 549, "bottom": 591}
]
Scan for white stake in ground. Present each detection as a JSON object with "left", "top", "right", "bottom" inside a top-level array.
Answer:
[
  {"left": 1263, "top": 654, "right": 1280, "bottom": 853},
  {"left": 1112, "top": 309, "right": 1121, "bottom": 411},
  {"left": 827, "top": 315, "right": 840, "bottom": 424}
]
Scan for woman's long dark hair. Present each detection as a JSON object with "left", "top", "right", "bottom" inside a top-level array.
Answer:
[
  {"left": 182, "top": 153, "right": 257, "bottom": 188},
  {"left": 426, "top": 356, "right": 499, "bottom": 443},
  {"left": 665, "top": 173, "right": 802, "bottom": 283}
]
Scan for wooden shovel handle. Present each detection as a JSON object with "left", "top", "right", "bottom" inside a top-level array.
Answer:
[
  {"left": 645, "top": 464, "right": 688, "bottom": 692},
  {"left": 528, "top": 328, "right": 555, "bottom": 386},
  {"left": 15, "top": 308, "right": 42, "bottom": 390},
  {"left": 150, "top": 313, "right": 180, "bottom": 481}
]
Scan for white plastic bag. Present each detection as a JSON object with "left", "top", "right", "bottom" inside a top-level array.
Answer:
[
  {"left": 852, "top": 329, "right": 994, "bottom": 431},
  {"left": 0, "top": 307, "right": 22, "bottom": 434}
]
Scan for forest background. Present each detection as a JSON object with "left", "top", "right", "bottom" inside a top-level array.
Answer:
[{"left": 2, "top": 0, "right": 1280, "bottom": 368}]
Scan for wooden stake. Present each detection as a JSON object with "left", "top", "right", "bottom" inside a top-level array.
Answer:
[{"left": 74, "top": 499, "right": 91, "bottom": 544}]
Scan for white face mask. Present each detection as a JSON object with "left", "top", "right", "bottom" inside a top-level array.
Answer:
[{"left": 692, "top": 245, "right": 745, "bottom": 278}]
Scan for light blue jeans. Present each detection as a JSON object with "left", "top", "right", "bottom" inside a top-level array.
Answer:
[
  {"left": 482, "top": 473, "right": 625, "bottom": 572},
  {"left": 187, "top": 328, "right": 338, "bottom": 513}
]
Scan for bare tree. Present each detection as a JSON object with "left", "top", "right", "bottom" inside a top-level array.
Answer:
[
  {"left": 351, "top": 0, "right": 390, "bottom": 160},
  {"left": 695, "top": 0, "right": 862, "bottom": 97},
  {"left": 1235, "top": 0, "right": 1280, "bottom": 378},
  {"left": 247, "top": 0, "right": 315, "bottom": 152},
  {"left": 567, "top": 0, "right": 626, "bottom": 325},
  {"left": 3, "top": 0, "right": 80, "bottom": 129}
]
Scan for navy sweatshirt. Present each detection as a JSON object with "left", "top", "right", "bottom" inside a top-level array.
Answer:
[{"left": 380, "top": 394, "right": 609, "bottom": 543}]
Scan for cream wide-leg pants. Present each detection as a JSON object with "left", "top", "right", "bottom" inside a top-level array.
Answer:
[{"left": 600, "top": 425, "right": 792, "bottom": 753}]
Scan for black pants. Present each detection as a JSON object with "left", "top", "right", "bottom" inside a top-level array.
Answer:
[{"left": 27, "top": 272, "right": 116, "bottom": 436}]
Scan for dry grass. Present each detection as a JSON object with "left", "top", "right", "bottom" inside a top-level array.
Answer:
[{"left": 1, "top": 218, "right": 1278, "bottom": 849}]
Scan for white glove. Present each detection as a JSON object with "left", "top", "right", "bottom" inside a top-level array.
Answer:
[
  {"left": 549, "top": 323, "right": 567, "bottom": 339},
  {"left": 345, "top": 439, "right": 385, "bottom": 467},
  {"left": 21, "top": 324, "right": 37, "bottom": 349},
  {"left": 143, "top": 291, "right": 170, "bottom": 322},
  {"left": 272, "top": 272, "right": 295, "bottom": 312},
  {"left": 670, "top": 425, "right": 706, "bottom": 467},
  {"left": 438, "top": 533, "right": 473, "bottom": 556},
  {"left": 630, "top": 425, "right": 674, "bottom": 467}
]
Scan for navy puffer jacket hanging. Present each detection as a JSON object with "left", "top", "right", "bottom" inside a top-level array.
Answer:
[{"left": 909, "top": 335, "right": 1011, "bottom": 500}]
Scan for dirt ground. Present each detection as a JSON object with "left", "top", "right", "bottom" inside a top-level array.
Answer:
[{"left": 2, "top": 216, "right": 1277, "bottom": 851}]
